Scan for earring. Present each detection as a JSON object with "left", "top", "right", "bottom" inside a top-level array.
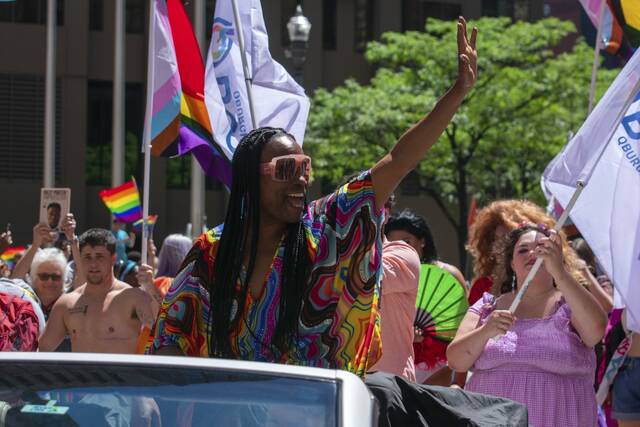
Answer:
[{"left": 511, "top": 275, "right": 516, "bottom": 293}]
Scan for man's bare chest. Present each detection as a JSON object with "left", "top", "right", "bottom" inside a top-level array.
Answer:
[{"left": 64, "top": 294, "right": 139, "bottom": 340}]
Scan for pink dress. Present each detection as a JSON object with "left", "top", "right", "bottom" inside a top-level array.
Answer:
[{"left": 465, "top": 293, "right": 598, "bottom": 427}]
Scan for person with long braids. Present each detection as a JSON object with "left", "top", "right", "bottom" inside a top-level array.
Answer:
[{"left": 147, "top": 18, "right": 478, "bottom": 377}]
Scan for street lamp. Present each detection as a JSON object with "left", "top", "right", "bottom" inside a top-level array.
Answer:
[{"left": 285, "top": 4, "right": 311, "bottom": 85}]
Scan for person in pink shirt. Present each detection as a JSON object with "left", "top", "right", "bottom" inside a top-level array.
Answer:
[
  {"left": 373, "top": 196, "right": 421, "bottom": 380},
  {"left": 385, "top": 209, "right": 467, "bottom": 386}
]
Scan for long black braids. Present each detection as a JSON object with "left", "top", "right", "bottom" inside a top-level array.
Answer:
[{"left": 209, "top": 127, "right": 311, "bottom": 358}]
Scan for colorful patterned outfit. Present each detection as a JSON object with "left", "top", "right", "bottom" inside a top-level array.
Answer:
[
  {"left": 465, "top": 293, "right": 598, "bottom": 427},
  {"left": 148, "top": 171, "right": 383, "bottom": 376}
]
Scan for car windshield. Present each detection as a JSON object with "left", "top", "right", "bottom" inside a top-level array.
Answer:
[{"left": 0, "top": 362, "right": 337, "bottom": 427}]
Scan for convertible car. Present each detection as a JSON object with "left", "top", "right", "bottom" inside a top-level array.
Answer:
[{"left": 0, "top": 353, "right": 377, "bottom": 427}]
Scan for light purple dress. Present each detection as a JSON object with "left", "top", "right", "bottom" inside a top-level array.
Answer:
[{"left": 465, "top": 293, "right": 598, "bottom": 427}]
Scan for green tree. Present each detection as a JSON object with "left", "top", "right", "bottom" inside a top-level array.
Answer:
[
  {"left": 305, "top": 17, "right": 619, "bottom": 268},
  {"left": 86, "top": 131, "right": 142, "bottom": 185}
]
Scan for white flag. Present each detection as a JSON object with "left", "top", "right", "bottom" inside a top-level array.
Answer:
[
  {"left": 543, "top": 49, "right": 640, "bottom": 332},
  {"left": 204, "top": 0, "right": 310, "bottom": 160}
]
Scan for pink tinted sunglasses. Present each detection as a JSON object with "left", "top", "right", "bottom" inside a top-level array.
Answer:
[{"left": 260, "top": 154, "right": 311, "bottom": 182}]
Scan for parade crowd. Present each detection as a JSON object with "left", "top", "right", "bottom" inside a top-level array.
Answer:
[{"left": 0, "top": 17, "right": 638, "bottom": 427}]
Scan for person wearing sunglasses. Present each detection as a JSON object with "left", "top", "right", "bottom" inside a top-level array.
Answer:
[
  {"left": 148, "top": 18, "right": 478, "bottom": 379},
  {"left": 29, "top": 247, "right": 67, "bottom": 319}
]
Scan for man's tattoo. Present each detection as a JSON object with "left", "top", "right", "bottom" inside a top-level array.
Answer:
[{"left": 68, "top": 305, "right": 88, "bottom": 315}]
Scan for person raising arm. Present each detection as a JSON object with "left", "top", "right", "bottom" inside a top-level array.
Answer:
[
  {"left": 371, "top": 17, "right": 477, "bottom": 208},
  {"left": 149, "top": 18, "right": 477, "bottom": 374},
  {"left": 10, "top": 223, "right": 54, "bottom": 281}
]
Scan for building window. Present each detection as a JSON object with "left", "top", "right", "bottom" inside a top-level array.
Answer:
[
  {"left": 513, "top": 0, "right": 530, "bottom": 21},
  {"left": 482, "top": 0, "right": 512, "bottom": 17},
  {"left": 126, "top": 0, "right": 145, "bottom": 34},
  {"left": 0, "top": 0, "right": 64, "bottom": 25},
  {"left": 323, "top": 0, "right": 337, "bottom": 50},
  {"left": 86, "top": 81, "right": 112, "bottom": 185},
  {"left": 402, "top": 0, "right": 461, "bottom": 31},
  {"left": 0, "top": 74, "right": 61, "bottom": 181},
  {"left": 166, "top": 157, "right": 191, "bottom": 189},
  {"left": 12, "top": 0, "right": 41, "bottom": 24},
  {"left": 166, "top": 158, "right": 223, "bottom": 190},
  {"left": 482, "top": 0, "right": 530, "bottom": 21},
  {"left": 354, "top": 0, "right": 374, "bottom": 52},
  {"left": 86, "top": 81, "right": 144, "bottom": 185},
  {"left": 89, "top": 0, "right": 103, "bottom": 31}
]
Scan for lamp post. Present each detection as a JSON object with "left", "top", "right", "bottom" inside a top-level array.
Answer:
[{"left": 285, "top": 4, "right": 311, "bottom": 86}]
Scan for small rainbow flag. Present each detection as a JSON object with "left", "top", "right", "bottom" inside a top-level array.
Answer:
[
  {"left": 133, "top": 215, "right": 158, "bottom": 233},
  {"left": 1, "top": 246, "right": 25, "bottom": 268},
  {"left": 99, "top": 180, "right": 143, "bottom": 223}
]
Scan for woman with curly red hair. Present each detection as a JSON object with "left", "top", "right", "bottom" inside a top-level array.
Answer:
[
  {"left": 466, "top": 200, "right": 555, "bottom": 305},
  {"left": 466, "top": 199, "right": 613, "bottom": 313}
]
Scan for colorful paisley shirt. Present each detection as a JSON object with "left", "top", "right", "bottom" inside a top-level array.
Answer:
[{"left": 148, "top": 170, "right": 383, "bottom": 377}]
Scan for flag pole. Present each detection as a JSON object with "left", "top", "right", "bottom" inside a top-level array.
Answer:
[
  {"left": 141, "top": 0, "right": 156, "bottom": 266},
  {"left": 44, "top": 0, "right": 57, "bottom": 188},
  {"left": 141, "top": 138, "right": 152, "bottom": 265},
  {"left": 511, "top": 76, "right": 640, "bottom": 313},
  {"left": 190, "top": 0, "right": 206, "bottom": 237},
  {"left": 230, "top": 0, "right": 258, "bottom": 128},
  {"left": 588, "top": 1, "right": 606, "bottom": 113},
  {"left": 112, "top": 0, "right": 126, "bottom": 187},
  {"left": 509, "top": 183, "right": 584, "bottom": 312}
]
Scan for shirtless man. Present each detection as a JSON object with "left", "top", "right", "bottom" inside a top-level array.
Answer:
[{"left": 39, "top": 228, "right": 155, "bottom": 353}]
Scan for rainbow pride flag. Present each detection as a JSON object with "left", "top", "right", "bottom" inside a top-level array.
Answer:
[
  {"left": 99, "top": 180, "right": 143, "bottom": 223},
  {"left": 133, "top": 214, "right": 158, "bottom": 233},
  {"left": 612, "top": 0, "right": 640, "bottom": 47},
  {"left": 144, "top": 0, "right": 231, "bottom": 187},
  {"left": 580, "top": 0, "right": 639, "bottom": 55},
  {"left": 1, "top": 246, "right": 25, "bottom": 263}
]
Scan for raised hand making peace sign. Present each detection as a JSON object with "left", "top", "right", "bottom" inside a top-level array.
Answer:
[
  {"left": 371, "top": 16, "right": 478, "bottom": 209},
  {"left": 457, "top": 16, "right": 478, "bottom": 91}
]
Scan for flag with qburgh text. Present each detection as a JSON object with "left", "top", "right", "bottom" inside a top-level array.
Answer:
[
  {"left": 542, "top": 49, "right": 640, "bottom": 332},
  {"left": 204, "top": 0, "right": 310, "bottom": 160}
]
